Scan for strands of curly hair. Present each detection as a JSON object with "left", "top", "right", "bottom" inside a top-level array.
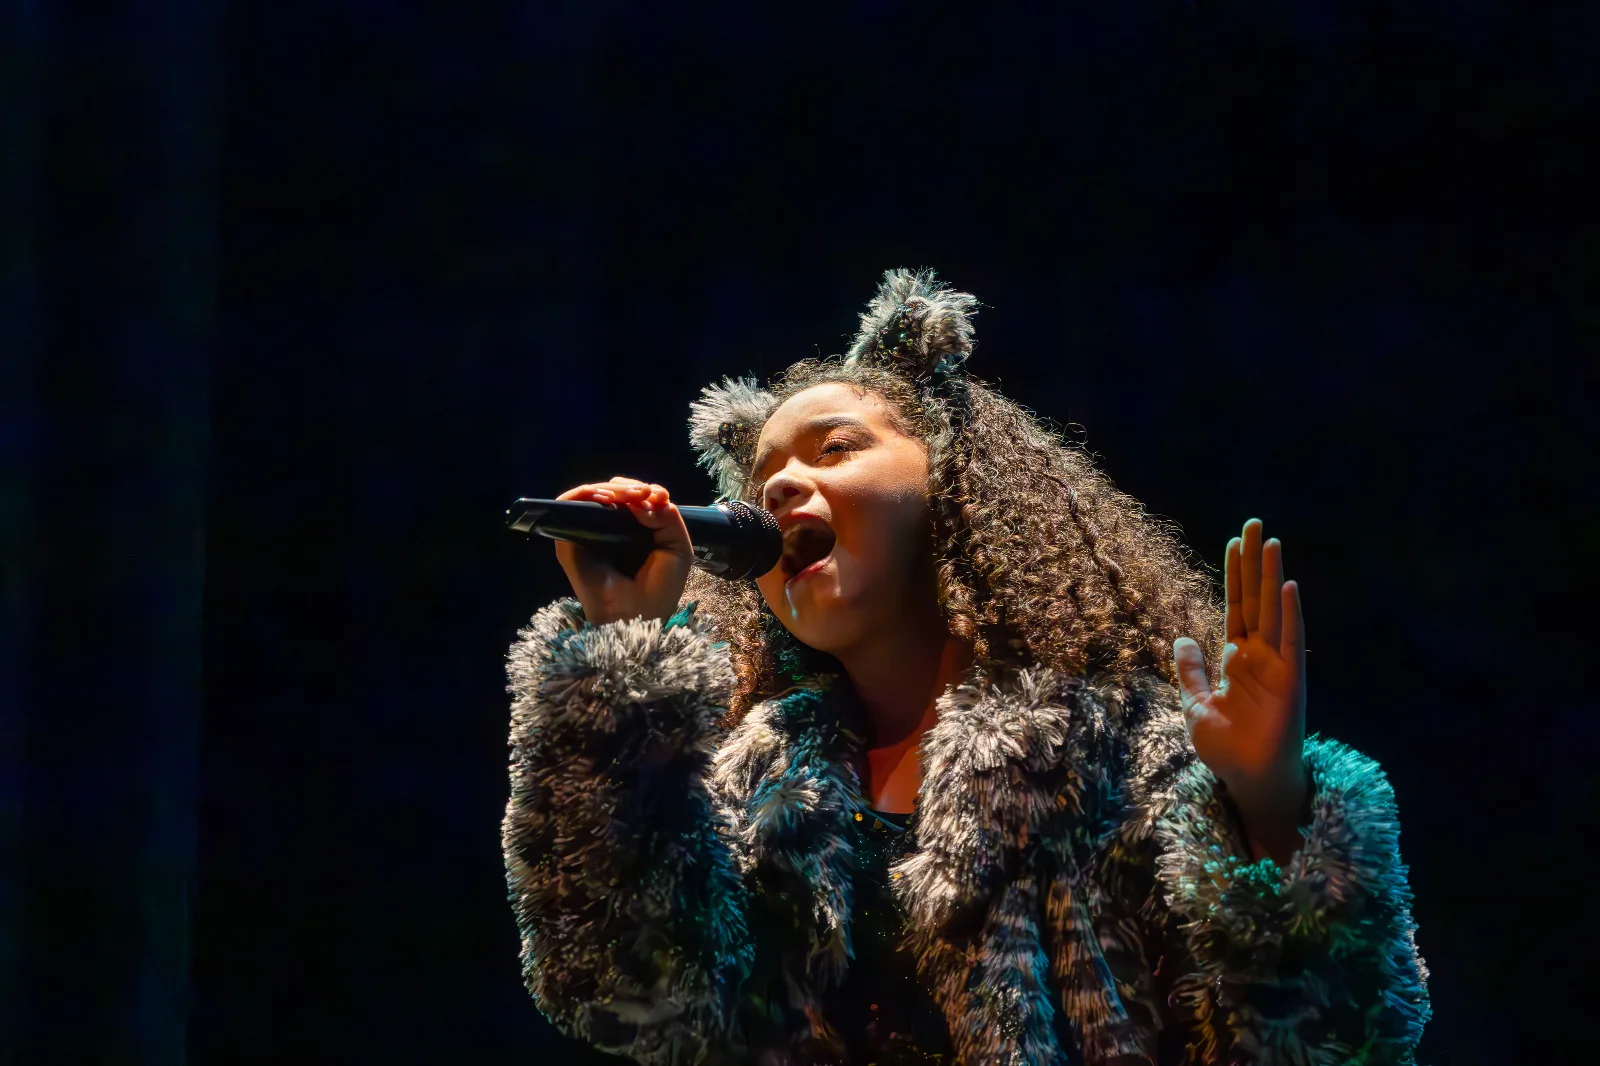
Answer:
[{"left": 683, "top": 356, "right": 1229, "bottom": 729}]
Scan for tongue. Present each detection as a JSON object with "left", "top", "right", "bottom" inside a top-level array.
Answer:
[
  {"left": 784, "top": 549, "right": 823, "bottom": 576},
  {"left": 782, "top": 527, "right": 835, "bottom": 576}
]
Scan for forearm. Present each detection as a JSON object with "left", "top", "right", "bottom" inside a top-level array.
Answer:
[
  {"left": 1150, "top": 735, "right": 1431, "bottom": 1063},
  {"left": 502, "top": 598, "right": 753, "bottom": 1062}
]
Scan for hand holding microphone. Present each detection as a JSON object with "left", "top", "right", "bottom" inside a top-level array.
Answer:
[
  {"left": 509, "top": 477, "right": 781, "bottom": 626},
  {"left": 546, "top": 478, "right": 695, "bottom": 626}
]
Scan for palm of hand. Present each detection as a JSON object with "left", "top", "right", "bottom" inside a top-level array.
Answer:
[{"left": 1173, "top": 518, "right": 1307, "bottom": 789}]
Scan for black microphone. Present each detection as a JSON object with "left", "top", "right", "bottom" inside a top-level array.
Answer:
[{"left": 506, "top": 497, "right": 781, "bottom": 580}]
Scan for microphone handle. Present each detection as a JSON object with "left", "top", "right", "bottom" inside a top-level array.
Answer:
[
  {"left": 508, "top": 499, "right": 715, "bottom": 578},
  {"left": 507, "top": 497, "right": 780, "bottom": 581}
]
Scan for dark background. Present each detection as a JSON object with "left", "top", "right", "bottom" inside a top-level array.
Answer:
[{"left": 5, "top": 1, "right": 1595, "bottom": 1063}]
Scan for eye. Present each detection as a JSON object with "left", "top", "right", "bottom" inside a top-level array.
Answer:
[{"left": 819, "top": 439, "right": 853, "bottom": 459}]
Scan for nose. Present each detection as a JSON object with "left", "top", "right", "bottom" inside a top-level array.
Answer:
[{"left": 762, "top": 466, "right": 810, "bottom": 514}]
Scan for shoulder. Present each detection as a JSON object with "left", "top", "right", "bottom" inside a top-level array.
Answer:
[{"left": 930, "top": 663, "right": 1181, "bottom": 775}]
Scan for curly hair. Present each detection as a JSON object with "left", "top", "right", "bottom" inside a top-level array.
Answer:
[{"left": 682, "top": 354, "right": 1229, "bottom": 728}]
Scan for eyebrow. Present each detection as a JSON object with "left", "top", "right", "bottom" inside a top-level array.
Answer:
[{"left": 750, "top": 414, "right": 869, "bottom": 482}]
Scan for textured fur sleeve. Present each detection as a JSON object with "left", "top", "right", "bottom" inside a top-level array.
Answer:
[
  {"left": 1132, "top": 701, "right": 1432, "bottom": 1065},
  {"left": 501, "top": 598, "right": 754, "bottom": 1064}
]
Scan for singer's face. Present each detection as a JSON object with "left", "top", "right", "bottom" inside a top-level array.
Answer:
[{"left": 752, "top": 382, "right": 934, "bottom": 655}]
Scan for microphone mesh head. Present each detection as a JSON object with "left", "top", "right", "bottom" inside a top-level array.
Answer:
[{"left": 717, "top": 500, "right": 782, "bottom": 580}]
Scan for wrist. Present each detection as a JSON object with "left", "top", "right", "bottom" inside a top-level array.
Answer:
[
  {"left": 1220, "top": 756, "right": 1311, "bottom": 864},
  {"left": 579, "top": 600, "right": 688, "bottom": 628},
  {"left": 1224, "top": 755, "right": 1307, "bottom": 809}
]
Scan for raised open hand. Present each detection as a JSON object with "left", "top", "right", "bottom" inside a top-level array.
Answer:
[{"left": 1173, "top": 519, "right": 1308, "bottom": 843}]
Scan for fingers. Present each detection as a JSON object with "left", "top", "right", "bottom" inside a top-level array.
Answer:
[
  {"left": 612, "top": 483, "right": 674, "bottom": 532},
  {"left": 1240, "top": 519, "right": 1262, "bottom": 636},
  {"left": 1219, "top": 638, "right": 1242, "bottom": 694},
  {"left": 556, "top": 482, "right": 621, "bottom": 502},
  {"left": 1226, "top": 518, "right": 1289, "bottom": 653},
  {"left": 1171, "top": 636, "right": 1212, "bottom": 712},
  {"left": 557, "top": 478, "right": 672, "bottom": 508},
  {"left": 1260, "top": 535, "right": 1283, "bottom": 653},
  {"left": 554, "top": 478, "right": 688, "bottom": 559},
  {"left": 1225, "top": 536, "right": 1244, "bottom": 642},
  {"left": 1281, "top": 579, "right": 1305, "bottom": 675}
]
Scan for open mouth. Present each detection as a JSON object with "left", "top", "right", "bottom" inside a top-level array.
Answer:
[{"left": 780, "top": 523, "right": 836, "bottom": 583}]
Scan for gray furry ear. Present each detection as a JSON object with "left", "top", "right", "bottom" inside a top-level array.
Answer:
[
  {"left": 687, "top": 375, "right": 779, "bottom": 500},
  {"left": 843, "top": 267, "right": 979, "bottom": 381}
]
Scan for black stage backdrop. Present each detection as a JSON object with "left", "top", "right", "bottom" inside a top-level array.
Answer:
[{"left": 6, "top": 2, "right": 1596, "bottom": 1063}]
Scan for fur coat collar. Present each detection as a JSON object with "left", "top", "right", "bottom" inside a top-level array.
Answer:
[{"left": 707, "top": 661, "right": 1170, "bottom": 1064}]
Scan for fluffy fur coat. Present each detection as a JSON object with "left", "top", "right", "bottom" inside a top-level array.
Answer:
[{"left": 502, "top": 599, "right": 1430, "bottom": 1065}]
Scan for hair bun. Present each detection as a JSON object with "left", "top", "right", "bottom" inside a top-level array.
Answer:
[{"left": 843, "top": 267, "right": 979, "bottom": 381}]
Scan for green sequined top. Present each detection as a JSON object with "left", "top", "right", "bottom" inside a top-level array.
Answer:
[{"left": 827, "top": 807, "right": 954, "bottom": 1064}]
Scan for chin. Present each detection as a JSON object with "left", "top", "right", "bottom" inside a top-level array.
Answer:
[
  {"left": 785, "top": 612, "right": 858, "bottom": 657},
  {"left": 766, "top": 569, "right": 877, "bottom": 655}
]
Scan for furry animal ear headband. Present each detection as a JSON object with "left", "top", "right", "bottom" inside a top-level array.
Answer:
[{"left": 687, "top": 267, "right": 979, "bottom": 500}]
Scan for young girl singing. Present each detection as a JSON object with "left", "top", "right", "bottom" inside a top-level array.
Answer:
[{"left": 502, "top": 269, "right": 1430, "bottom": 1065}]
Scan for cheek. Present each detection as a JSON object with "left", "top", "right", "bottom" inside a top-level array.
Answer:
[{"left": 838, "top": 483, "right": 929, "bottom": 574}]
